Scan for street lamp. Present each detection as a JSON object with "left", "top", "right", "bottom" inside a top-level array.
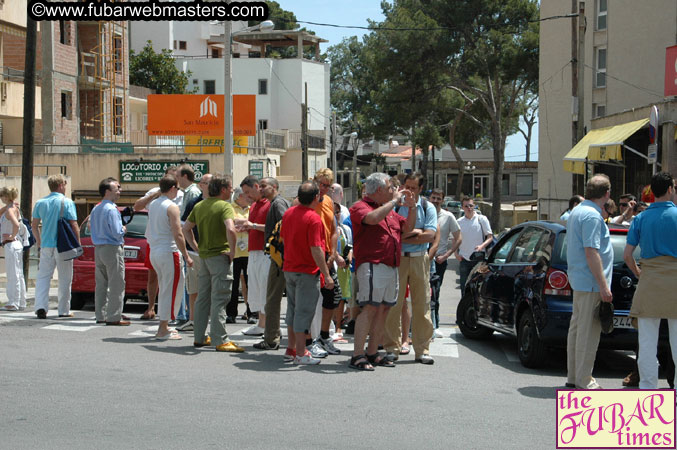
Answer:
[{"left": 224, "top": 19, "right": 275, "bottom": 176}]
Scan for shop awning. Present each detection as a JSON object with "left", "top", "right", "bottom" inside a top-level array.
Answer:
[{"left": 563, "top": 118, "right": 649, "bottom": 174}]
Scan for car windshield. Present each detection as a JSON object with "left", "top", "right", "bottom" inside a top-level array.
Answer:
[
  {"left": 81, "top": 212, "right": 148, "bottom": 238},
  {"left": 552, "top": 231, "right": 640, "bottom": 266}
]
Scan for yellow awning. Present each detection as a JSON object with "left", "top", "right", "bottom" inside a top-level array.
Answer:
[{"left": 563, "top": 118, "right": 649, "bottom": 174}]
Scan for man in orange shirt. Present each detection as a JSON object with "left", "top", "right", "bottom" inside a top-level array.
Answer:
[{"left": 309, "top": 168, "right": 345, "bottom": 357}]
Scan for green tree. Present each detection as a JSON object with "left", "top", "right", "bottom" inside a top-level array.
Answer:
[
  {"left": 364, "top": 0, "right": 538, "bottom": 228},
  {"left": 129, "top": 41, "right": 192, "bottom": 94}
]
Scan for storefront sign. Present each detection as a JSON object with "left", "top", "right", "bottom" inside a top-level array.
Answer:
[
  {"left": 81, "top": 138, "right": 133, "bottom": 154},
  {"left": 120, "top": 160, "right": 209, "bottom": 183},
  {"left": 248, "top": 160, "right": 264, "bottom": 179}
]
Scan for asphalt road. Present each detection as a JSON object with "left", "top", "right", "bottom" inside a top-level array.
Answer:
[{"left": 0, "top": 260, "right": 647, "bottom": 450}]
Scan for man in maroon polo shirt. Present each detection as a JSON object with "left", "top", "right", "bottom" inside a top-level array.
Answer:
[{"left": 348, "top": 173, "right": 416, "bottom": 370}]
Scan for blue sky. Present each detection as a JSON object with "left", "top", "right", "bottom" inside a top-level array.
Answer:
[{"left": 276, "top": 0, "right": 538, "bottom": 162}]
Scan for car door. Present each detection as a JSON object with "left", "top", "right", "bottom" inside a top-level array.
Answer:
[
  {"left": 500, "top": 226, "right": 552, "bottom": 331},
  {"left": 476, "top": 228, "right": 523, "bottom": 329}
]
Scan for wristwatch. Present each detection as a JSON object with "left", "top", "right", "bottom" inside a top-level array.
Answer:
[{"left": 390, "top": 199, "right": 398, "bottom": 208}]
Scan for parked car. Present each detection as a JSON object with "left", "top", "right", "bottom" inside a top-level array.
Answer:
[
  {"left": 71, "top": 209, "right": 149, "bottom": 309},
  {"left": 455, "top": 220, "right": 666, "bottom": 368},
  {"left": 442, "top": 200, "right": 462, "bottom": 218}
]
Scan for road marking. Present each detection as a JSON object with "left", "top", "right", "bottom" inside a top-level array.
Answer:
[
  {"left": 499, "top": 340, "right": 520, "bottom": 363},
  {"left": 42, "top": 324, "right": 98, "bottom": 332}
]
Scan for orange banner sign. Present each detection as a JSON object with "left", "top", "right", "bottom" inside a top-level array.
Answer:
[{"left": 148, "top": 94, "right": 256, "bottom": 136}]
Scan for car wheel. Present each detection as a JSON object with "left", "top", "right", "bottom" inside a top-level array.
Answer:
[
  {"left": 456, "top": 294, "right": 493, "bottom": 340},
  {"left": 70, "top": 293, "right": 90, "bottom": 310},
  {"left": 517, "top": 309, "right": 548, "bottom": 368}
]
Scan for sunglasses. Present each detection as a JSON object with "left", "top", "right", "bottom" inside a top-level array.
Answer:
[{"left": 619, "top": 203, "right": 629, "bottom": 207}]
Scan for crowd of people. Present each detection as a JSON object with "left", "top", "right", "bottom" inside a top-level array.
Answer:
[{"left": 2, "top": 168, "right": 476, "bottom": 369}]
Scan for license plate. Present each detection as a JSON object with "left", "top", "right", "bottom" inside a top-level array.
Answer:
[
  {"left": 612, "top": 316, "right": 634, "bottom": 329},
  {"left": 124, "top": 249, "right": 138, "bottom": 259}
]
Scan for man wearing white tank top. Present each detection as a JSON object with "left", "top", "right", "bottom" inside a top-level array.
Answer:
[{"left": 146, "top": 175, "right": 193, "bottom": 340}]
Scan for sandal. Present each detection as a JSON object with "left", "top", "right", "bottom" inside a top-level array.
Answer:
[
  {"left": 400, "top": 344, "right": 411, "bottom": 355},
  {"left": 367, "top": 353, "right": 395, "bottom": 367},
  {"left": 0, "top": 305, "right": 19, "bottom": 311},
  {"left": 349, "top": 355, "right": 374, "bottom": 371},
  {"left": 140, "top": 311, "right": 156, "bottom": 320}
]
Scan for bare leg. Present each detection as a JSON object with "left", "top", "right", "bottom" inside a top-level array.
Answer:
[
  {"left": 145, "top": 268, "right": 158, "bottom": 317},
  {"left": 295, "top": 331, "right": 307, "bottom": 357},
  {"left": 353, "top": 305, "right": 376, "bottom": 357},
  {"left": 321, "top": 307, "right": 333, "bottom": 333},
  {"left": 401, "top": 298, "right": 412, "bottom": 349},
  {"left": 287, "top": 325, "right": 296, "bottom": 351},
  {"left": 334, "top": 300, "right": 345, "bottom": 336},
  {"left": 367, "top": 305, "right": 391, "bottom": 355}
]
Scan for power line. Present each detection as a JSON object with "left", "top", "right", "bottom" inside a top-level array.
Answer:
[{"left": 583, "top": 63, "right": 664, "bottom": 98}]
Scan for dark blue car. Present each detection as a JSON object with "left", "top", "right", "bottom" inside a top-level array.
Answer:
[{"left": 455, "top": 220, "right": 658, "bottom": 368}]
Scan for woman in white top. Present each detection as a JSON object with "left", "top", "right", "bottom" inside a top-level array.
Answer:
[{"left": 0, "top": 187, "right": 27, "bottom": 311}]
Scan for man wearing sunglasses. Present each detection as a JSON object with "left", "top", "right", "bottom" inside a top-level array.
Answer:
[{"left": 612, "top": 193, "right": 636, "bottom": 226}]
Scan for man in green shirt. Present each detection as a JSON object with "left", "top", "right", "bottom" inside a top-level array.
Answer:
[{"left": 183, "top": 174, "right": 243, "bottom": 352}]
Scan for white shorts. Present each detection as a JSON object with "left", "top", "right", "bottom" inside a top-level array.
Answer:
[
  {"left": 185, "top": 251, "right": 202, "bottom": 295},
  {"left": 247, "top": 250, "right": 270, "bottom": 313},
  {"left": 356, "top": 262, "right": 399, "bottom": 307}
]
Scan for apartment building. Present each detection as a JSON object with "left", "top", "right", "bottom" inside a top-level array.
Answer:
[{"left": 538, "top": 0, "right": 677, "bottom": 219}]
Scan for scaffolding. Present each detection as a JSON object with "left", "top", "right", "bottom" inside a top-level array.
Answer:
[{"left": 79, "top": 21, "right": 128, "bottom": 143}]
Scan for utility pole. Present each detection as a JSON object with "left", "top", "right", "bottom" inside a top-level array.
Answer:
[
  {"left": 21, "top": 18, "right": 37, "bottom": 280},
  {"left": 331, "top": 110, "right": 337, "bottom": 172},
  {"left": 577, "top": 2, "right": 587, "bottom": 183},
  {"left": 351, "top": 131, "right": 358, "bottom": 203},
  {"left": 224, "top": 20, "right": 233, "bottom": 176},
  {"left": 301, "top": 84, "right": 308, "bottom": 181},
  {"left": 571, "top": 0, "right": 578, "bottom": 150}
]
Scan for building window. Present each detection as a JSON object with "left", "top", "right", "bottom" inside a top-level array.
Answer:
[
  {"left": 595, "top": 47, "right": 607, "bottom": 88},
  {"left": 502, "top": 173, "right": 510, "bottom": 196},
  {"left": 193, "top": 79, "right": 198, "bottom": 85},
  {"left": 173, "top": 40, "right": 177, "bottom": 50},
  {"left": 113, "top": 35, "right": 123, "bottom": 73},
  {"left": 211, "top": 48, "right": 220, "bottom": 59},
  {"left": 594, "top": 104, "right": 606, "bottom": 118},
  {"left": 59, "top": 21, "right": 71, "bottom": 45},
  {"left": 204, "top": 80, "right": 215, "bottom": 94},
  {"left": 179, "top": 41, "right": 187, "bottom": 50},
  {"left": 258, "top": 79, "right": 268, "bottom": 95},
  {"left": 61, "top": 91, "right": 72, "bottom": 120},
  {"left": 597, "top": 0, "right": 607, "bottom": 30},
  {"left": 516, "top": 174, "right": 533, "bottom": 196},
  {"left": 114, "top": 97, "right": 123, "bottom": 136},
  {"left": 258, "top": 119, "right": 268, "bottom": 130}
]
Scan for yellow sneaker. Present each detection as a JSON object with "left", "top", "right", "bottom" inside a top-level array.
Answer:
[
  {"left": 193, "top": 336, "right": 212, "bottom": 348},
  {"left": 215, "top": 341, "right": 245, "bottom": 353}
]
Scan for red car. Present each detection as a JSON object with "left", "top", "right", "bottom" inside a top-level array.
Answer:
[{"left": 71, "top": 209, "right": 149, "bottom": 309}]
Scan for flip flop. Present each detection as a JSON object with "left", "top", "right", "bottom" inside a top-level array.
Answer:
[
  {"left": 152, "top": 331, "right": 182, "bottom": 341},
  {"left": 400, "top": 344, "right": 411, "bottom": 355},
  {"left": 0, "top": 305, "right": 19, "bottom": 311},
  {"left": 140, "top": 312, "right": 156, "bottom": 320}
]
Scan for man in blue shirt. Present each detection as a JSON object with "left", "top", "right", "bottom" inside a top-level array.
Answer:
[
  {"left": 624, "top": 171, "right": 677, "bottom": 390},
  {"left": 384, "top": 173, "right": 437, "bottom": 365},
  {"left": 31, "top": 174, "right": 80, "bottom": 319},
  {"left": 565, "top": 174, "right": 613, "bottom": 390},
  {"left": 90, "top": 178, "right": 128, "bottom": 326}
]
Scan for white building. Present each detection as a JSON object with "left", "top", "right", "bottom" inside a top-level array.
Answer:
[{"left": 129, "top": 20, "right": 330, "bottom": 182}]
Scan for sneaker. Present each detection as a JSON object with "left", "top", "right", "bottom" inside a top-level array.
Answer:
[
  {"left": 242, "top": 325, "right": 264, "bottom": 336},
  {"left": 317, "top": 337, "right": 341, "bottom": 355},
  {"left": 194, "top": 336, "right": 212, "bottom": 348},
  {"left": 247, "top": 316, "right": 257, "bottom": 325},
  {"left": 384, "top": 352, "right": 399, "bottom": 362},
  {"left": 433, "top": 329, "right": 444, "bottom": 339},
  {"left": 283, "top": 348, "right": 296, "bottom": 362},
  {"left": 306, "top": 342, "right": 328, "bottom": 358},
  {"left": 415, "top": 354, "right": 435, "bottom": 365},
  {"left": 215, "top": 341, "right": 245, "bottom": 353},
  {"left": 253, "top": 340, "right": 280, "bottom": 350},
  {"left": 176, "top": 320, "right": 194, "bottom": 332},
  {"left": 294, "top": 350, "right": 321, "bottom": 365},
  {"left": 169, "top": 319, "right": 187, "bottom": 327},
  {"left": 36, "top": 309, "right": 47, "bottom": 319},
  {"left": 226, "top": 316, "right": 236, "bottom": 324}
]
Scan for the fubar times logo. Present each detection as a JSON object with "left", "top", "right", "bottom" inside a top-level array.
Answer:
[
  {"left": 199, "top": 97, "right": 217, "bottom": 119},
  {"left": 556, "top": 389, "right": 676, "bottom": 448}
]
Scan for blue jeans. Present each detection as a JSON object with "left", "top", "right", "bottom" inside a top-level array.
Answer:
[
  {"left": 459, "top": 259, "right": 475, "bottom": 294},
  {"left": 177, "top": 261, "right": 190, "bottom": 320},
  {"left": 430, "top": 259, "right": 448, "bottom": 328}
]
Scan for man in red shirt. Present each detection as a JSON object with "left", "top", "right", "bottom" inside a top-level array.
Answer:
[
  {"left": 237, "top": 176, "right": 270, "bottom": 335},
  {"left": 282, "top": 181, "right": 334, "bottom": 365},
  {"left": 349, "top": 173, "right": 416, "bottom": 370}
]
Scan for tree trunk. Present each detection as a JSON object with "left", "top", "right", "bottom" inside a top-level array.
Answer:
[
  {"left": 420, "top": 145, "right": 428, "bottom": 181},
  {"left": 448, "top": 114, "right": 465, "bottom": 200},
  {"left": 490, "top": 126, "right": 505, "bottom": 232},
  {"left": 525, "top": 119, "right": 534, "bottom": 162}
]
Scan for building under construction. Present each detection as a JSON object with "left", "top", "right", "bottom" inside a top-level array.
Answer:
[{"left": 41, "top": 19, "right": 129, "bottom": 149}]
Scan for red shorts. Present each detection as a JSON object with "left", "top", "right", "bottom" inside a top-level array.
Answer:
[{"left": 144, "top": 242, "right": 154, "bottom": 271}]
